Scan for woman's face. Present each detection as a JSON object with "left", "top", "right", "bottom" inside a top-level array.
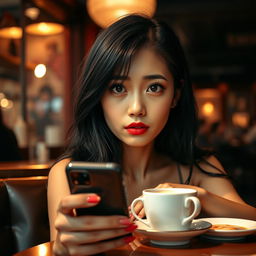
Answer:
[{"left": 101, "top": 47, "right": 176, "bottom": 148}]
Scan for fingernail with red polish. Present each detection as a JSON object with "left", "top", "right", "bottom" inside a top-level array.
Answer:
[
  {"left": 87, "top": 195, "right": 100, "bottom": 203},
  {"left": 123, "top": 236, "right": 135, "bottom": 244},
  {"left": 125, "top": 224, "right": 137, "bottom": 232}
]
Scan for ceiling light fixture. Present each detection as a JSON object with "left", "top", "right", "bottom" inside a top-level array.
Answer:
[
  {"left": 26, "top": 22, "right": 64, "bottom": 36},
  {"left": 86, "top": 0, "right": 157, "bottom": 28},
  {"left": 0, "top": 12, "right": 22, "bottom": 39}
]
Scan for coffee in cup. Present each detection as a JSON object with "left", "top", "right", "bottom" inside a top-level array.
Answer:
[{"left": 131, "top": 188, "right": 201, "bottom": 231}]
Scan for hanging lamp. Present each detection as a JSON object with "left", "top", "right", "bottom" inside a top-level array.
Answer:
[
  {"left": 0, "top": 26, "right": 22, "bottom": 39},
  {"left": 25, "top": 7, "right": 64, "bottom": 36},
  {"left": 0, "top": 12, "right": 22, "bottom": 39},
  {"left": 26, "top": 22, "right": 64, "bottom": 36},
  {"left": 86, "top": 0, "right": 157, "bottom": 28}
]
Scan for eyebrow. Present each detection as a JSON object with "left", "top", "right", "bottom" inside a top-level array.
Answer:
[
  {"left": 111, "top": 74, "right": 168, "bottom": 81},
  {"left": 144, "top": 74, "right": 167, "bottom": 81}
]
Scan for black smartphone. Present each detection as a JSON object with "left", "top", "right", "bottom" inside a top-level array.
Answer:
[{"left": 66, "top": 161, "right": 128, "bottom": 216}]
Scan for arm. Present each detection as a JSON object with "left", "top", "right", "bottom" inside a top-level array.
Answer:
[
  {"left": 47, "top": 159, "right": 136, "bottom": 256},
  {"left": 48, "top": 158, "right": 71, "bottom": 240},
  {"left": 193, "top": 155, "right": 256, "bottom": 220},
  {"left": 133, "top": 156, "right": 256, "bottom": 221},
  {"left": 198, "top": 188, "right": 256, "bottom": 220}
]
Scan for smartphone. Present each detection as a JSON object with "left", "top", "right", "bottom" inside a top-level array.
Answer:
[{"left": 66, "top": 161, "right": 128, "bottom": 216}]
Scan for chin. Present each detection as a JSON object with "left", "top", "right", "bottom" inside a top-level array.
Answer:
[{"left": 122, "top": 138, "right": 153, "bottom": 148}]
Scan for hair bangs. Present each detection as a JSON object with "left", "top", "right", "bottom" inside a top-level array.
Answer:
[{"left": 111, "top": 38, "right": 148, "bottom": 80}]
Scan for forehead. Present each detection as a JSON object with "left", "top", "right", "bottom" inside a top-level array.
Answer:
[
  {"left": 114, "top": 47, "right": 171, "bottom": 78},
  {"left": 128, "top": 47, "right": 172, "bottom": 78}
]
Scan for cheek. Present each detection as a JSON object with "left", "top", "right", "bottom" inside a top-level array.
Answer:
[
  {"left": 151, "top": 99, "right": 172, "bottom": 129},
  {"left": 104, "top": 111, "right": 118, "bottom": 129},
  {"left": 101, "top": 100, "right": 122, "bottom": 131}
]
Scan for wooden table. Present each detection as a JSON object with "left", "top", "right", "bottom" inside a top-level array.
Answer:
[
  {"left": 13, "top": 235, "right": 256, "bottom": 256},
  {"left": 0, "top": 160, "right": 52, "bottom": 178}
]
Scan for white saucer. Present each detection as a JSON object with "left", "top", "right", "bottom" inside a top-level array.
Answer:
[
  {"left": 134, "top": 220, "right": 212, "bottom": 246},
  {"left": 198, "top": 218, "right": 256, "bottom": 241}
]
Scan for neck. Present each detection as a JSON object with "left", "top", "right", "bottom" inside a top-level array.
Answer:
[{"left": 122, "top": 143, "right": 156, "bottom": 180}]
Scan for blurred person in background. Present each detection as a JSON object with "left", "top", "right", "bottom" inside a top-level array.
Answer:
[
  {"left": 0, "top": 106, "right": 22, "bottom": 161},
  {"left": 30, "top": 85, "right": 55, "bottom": 141}
]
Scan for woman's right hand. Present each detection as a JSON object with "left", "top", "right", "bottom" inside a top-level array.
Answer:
[{"left": 53, "top": 193, "right": 136, "bottom": 256}]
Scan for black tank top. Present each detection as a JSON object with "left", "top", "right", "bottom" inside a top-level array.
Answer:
[{"left": 177, "top": 163, "right": 193, "bottom": 185}]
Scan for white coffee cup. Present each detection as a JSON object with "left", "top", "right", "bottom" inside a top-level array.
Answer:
[{"left": 131, "top": 188, "right": 201, "bottom": 231}]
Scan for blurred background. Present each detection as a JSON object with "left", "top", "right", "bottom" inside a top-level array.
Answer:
[{"left": 0, "top": 0, "right": 255, "bottom": 205}]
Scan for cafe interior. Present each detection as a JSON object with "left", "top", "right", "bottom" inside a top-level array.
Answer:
[{"left": 0, "top": 0, "right": 256, "bottom": 255}]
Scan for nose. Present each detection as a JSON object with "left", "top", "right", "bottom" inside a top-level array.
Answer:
[{"left": 127, "top": 94, "right": 146, "bottom": 117}]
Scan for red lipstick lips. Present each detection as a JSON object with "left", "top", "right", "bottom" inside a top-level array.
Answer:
[{"left": 125, "top": 122, "right": 149, "bottom": 135}]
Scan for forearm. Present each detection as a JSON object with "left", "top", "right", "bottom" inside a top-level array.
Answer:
[
  {"left": 153, "top": 182, "right": 256, "bottom": 220},
  {"left": 200, "top": 190, "right": 256, "bottom": 220}
]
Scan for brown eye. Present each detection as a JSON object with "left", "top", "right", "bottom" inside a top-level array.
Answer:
[
  {"left": 147, "top": 83, "right": 164, "bottom": 93},
  {"left": 110, "top": 84, "right": 126, "bottom": 94}
]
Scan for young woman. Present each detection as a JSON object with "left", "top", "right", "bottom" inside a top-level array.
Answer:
[{"left": 48, "top": 14, "right": 256, "bottom": 256}]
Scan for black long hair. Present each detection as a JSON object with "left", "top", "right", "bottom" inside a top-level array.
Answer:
[{"left": 64, "top": 14, "right": 225, "bottom": 178}]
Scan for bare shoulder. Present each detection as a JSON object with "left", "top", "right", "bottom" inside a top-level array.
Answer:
[
  {"left": 49, "top": 158, "right": 71, "bottom": 178},
  {"left": 193, "top": 155, "right": 245, "bottom": 203},
  {"left": 198, "top": 155, "right": 227, "bottom": 174},
  {"left": 190, "top": 155, "right": 227, "bottom": 187},
  {"left": 48, "top": 158, "right": 71, "bottom": 196}
]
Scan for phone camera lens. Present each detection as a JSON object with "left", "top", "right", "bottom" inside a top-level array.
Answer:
[
  {"left": 77, "top": 172, "right": 90, "bottom": 185},
  {"left": 71, "top": 171, "right": 91, "bottom": 185}
]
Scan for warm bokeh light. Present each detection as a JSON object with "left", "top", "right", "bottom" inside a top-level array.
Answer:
[
  {"left": 34, "top": 64, "right": 46, "bottom": 78},
  {"left": 0, "top": 98, "right": 13, "bottom": 109},
  {"left": 115, "top": 9, "right": 130, "bottom": 17},
  {"left": 195, "top": 89, "right": 222, "bottom": 122},
  {"left": 86, "top": 0, "right": 157, "bottom": 28},
  {"left": 38, "top": 244, "right": 47, "bottom": 256},
  {"left": 202, "top": 102, "right": 214, "bottom": 116},
  {"left": 26, "top": 22, "right": 64, "bottom": 36},
  {"left": 0, "top": 26, "right": 22, "bottom": 39},
  {"left": 232, "top": 112, "right": 249, "bottom": 128},
  {"left": 25, "top": 7, "right": 40, "bottom": 20}
]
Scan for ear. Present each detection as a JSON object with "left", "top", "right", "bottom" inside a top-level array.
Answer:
[{"left": 171, "top": 89, "right": 181, "bottom": 108}]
